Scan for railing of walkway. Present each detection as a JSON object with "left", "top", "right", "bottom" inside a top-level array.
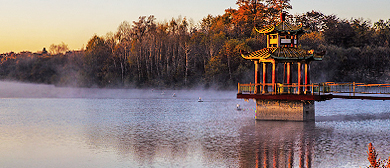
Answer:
[
  {"left": 325, "top": 82, "right": 390, "bottom": 95},
  {"left": 238, "top": 82, "right": 390, "bottom": 95}
]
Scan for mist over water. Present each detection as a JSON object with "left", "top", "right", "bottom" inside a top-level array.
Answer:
[
  {"left": 0, "top": 81, "right": 233, "bottom": 99},
  {"left": 0, "top": 81, "right": 389, "bottom": 167}
]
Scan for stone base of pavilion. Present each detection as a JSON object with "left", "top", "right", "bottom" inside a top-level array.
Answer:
[
  {"left": 237, "top": 93, "right": 331, "bottom": 121},
  {"left": 255, "top": 99, "right": 314, "bottom": 121}
]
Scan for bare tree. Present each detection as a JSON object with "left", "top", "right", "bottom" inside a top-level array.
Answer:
[{"left": 49, "top": 42, "right": 69, "bottom": 55}]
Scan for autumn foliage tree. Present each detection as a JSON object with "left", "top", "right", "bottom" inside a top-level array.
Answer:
[{"left": 81, "top": 35, "right": 112, "bottom": 87}]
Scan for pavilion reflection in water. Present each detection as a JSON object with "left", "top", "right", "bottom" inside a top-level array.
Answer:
[{"left": 239, "top": 121, "right": 315, "bottom": 168}]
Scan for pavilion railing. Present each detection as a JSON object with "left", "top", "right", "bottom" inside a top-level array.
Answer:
[{"left": 237, "top": 82, "right": 390, "bottom": 95}]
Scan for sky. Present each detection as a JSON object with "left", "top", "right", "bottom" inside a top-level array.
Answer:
[{"left": 1, "top": 0, "right": 390, "bottom": 54}]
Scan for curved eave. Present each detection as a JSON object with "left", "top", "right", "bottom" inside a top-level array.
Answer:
[
  {"left": 272, "top": 55, "right": 324, "bottom": 61},
  {"left": 274, "top": 22, "right": 304, "bottom": 33},
  {"left": 312, "top": 54, "right": 324, "bottom": 61},
  {"left": 256, "top": 22, "right": 305, "bottom": 34},
  {"left": 241, "top": 48, "right": 277, "bottom": 60},
  {"left": 241, "top": 48, "right": 324, "bottom": 61},
  {"left": 255, "top": 26, "right": 275, "bottom": 34}
]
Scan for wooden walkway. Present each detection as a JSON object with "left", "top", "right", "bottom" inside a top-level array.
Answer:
[{"left": 237, "top": 82, "right": 390, "bottom": 101}]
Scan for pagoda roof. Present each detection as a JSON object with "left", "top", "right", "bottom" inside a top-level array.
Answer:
[
  {"left": 256, "top": 21, "right": 304, "bottom": 34},
  {"left": 241, "top": 47, "right": 324, "bottom": 61}
]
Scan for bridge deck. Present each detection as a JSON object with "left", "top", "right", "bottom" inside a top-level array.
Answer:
[
  {"left": 237, "top": 93, "right": 329, "bottom": 101},
  {"left": 237, "top": 82, "right": 390, "bottom": 101},
  {"left": 324, "top": 94, "right": 390, "bottom": 100},
  {"left": 237, "top": 93, "right": 390, "bottom": 101}
]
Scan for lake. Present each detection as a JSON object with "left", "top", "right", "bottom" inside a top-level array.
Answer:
[{"left": 0, "top": 81, "right": 389, "bottom": 167}]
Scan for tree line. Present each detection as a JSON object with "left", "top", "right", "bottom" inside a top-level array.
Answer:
[
  {"left": 1, "top": 0, "right": 390, "bottom": 89},
  {"left": 297, "top": 11, "right": 390, "bottom": 83}
]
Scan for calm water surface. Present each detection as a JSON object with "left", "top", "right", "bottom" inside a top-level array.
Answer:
[{"left": 0, "top": 82, "right": 389, "bottom": 167}]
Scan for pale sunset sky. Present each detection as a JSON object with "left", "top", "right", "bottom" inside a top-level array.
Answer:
[{"left": 1, "top": 0, "right": 389, "bottom": 54}]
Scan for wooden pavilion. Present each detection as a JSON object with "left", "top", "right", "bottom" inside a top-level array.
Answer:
[{"left": 238, "top": 12, "right": 325, "bottom": 121}]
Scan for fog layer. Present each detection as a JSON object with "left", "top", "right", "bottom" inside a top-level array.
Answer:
[{"left": 0, "top": 81, "right": 237, "bottom": 99}]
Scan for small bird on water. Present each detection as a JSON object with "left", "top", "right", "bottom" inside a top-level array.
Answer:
[
  {"left": 198, "top": 97, "right": 203, "bottom": 102},
  {"left": 236, "top": 104, "right": 241, "bottom": 111}
]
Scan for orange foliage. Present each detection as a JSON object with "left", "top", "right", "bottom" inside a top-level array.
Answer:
[
  {"left": 368, "top": 143, "right": 379, "bottom": 167},
  {"left": 225, "top": 0, "right": 292, "bottom": 37},
  {"left": 367, "top": 143, "right": 390, "bottom": 168}
]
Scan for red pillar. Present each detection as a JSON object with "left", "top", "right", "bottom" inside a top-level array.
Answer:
[
  {"left": 286, "top": 63, "right": 291, "bottom": 84},
  {"left": 298, "top": 62, "right": 302, "bottom": 94},
  {"left": 286, "top": 62, "right": 292, "bottom": 94},
  {"left": 272, "top": 61, "right": 277, "bottom": 93},
  {"left": 263, "top": 62, "right": 268, "bottom": 93},
  {"left": 254, "top": 61, "right": 260, "bottom": 94},
  {"left": 305, "top": 62, "right": 310, "bottom": 92}
]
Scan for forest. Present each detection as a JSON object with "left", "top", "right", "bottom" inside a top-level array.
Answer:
[{"left": 2, "top": 0, "right": 390, "bottom": 89}]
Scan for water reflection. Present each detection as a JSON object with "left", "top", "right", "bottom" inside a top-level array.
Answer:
[
  {"left": 316, "top": 112, "right": 390, "bottom": 122},
  {"left": 239, "top": 121, "right": 315, "bottom": 168},
  {"left": 84, "top": 119, "right": 206, "bottom": 167},
  {"left": 83, "top": 118, "right": 317, "bottom": 167}
]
